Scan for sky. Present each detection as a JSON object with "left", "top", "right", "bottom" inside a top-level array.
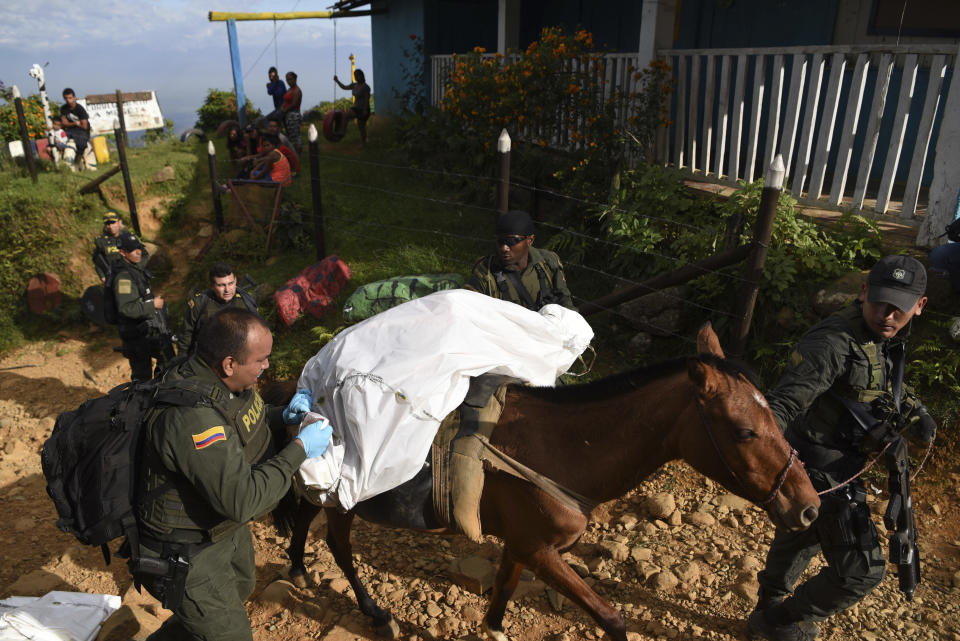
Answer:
[{"left": 0, "top": 1, "right": 372, "bottom": 135}]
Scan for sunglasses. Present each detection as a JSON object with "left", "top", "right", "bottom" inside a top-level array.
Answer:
[{"left": 497, "top": 235, "right": 529, "bottom": 247}]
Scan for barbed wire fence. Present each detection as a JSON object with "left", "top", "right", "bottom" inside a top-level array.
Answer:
[{"left": 207, "top": 139, "right": 785, "bottom": 350}]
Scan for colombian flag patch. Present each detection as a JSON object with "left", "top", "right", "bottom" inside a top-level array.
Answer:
[{"left": 192, "top": 426, "right": 226, "bottom": 449}]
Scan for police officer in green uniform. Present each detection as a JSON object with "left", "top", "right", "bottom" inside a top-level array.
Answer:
[
  {"left": 92, "top": 211, "right": 125, "bottom": 283},
  {"left": 114, "top": 232, "right": 173, "bottom": 381},
  {"left": 178, "top": 262, "right": 257, "bottom": 355},
  {"left": 747, "top": 255, "right": 937, "bottom": 641},
  {"left": 135, "top": 308, "right": 332, "bottom": 641},
  {"left": 464, "top": 209, "right": 574, "bottom": 310}
]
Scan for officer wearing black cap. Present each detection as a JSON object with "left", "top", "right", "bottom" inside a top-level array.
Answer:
[
  {"left": 747, "top": 255, "right": 937, "bottom": 641},
  {"left": 114, "top": 232, "right": 173, "bottom": 381},
  {"left": 92, "top": 211, "right": 125, "bottom": 284},
  {"left": 464, "top": 210, "right": 573, "bottom": 310}
]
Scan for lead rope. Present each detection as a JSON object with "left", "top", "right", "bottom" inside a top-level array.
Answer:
[{"left": 813, "top": 429, "right": 933, "bottom": 496}]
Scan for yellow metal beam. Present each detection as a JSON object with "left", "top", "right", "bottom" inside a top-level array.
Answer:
[{"left": 208, "top": 11, "right": 336, "bottom": 21}]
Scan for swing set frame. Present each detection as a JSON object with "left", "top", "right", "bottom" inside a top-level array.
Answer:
[{"left": 207, "top": 9, "right": 375, "bottom": 127}]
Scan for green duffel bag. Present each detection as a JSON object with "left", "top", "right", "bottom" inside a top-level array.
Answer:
[{"left": 342, "top": 273, "right": 465, "bottom": 323}]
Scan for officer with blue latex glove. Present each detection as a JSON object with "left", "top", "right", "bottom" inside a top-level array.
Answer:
[
  {"left": 295, "top": 417, "right": 332, "bottom": 459},
  {"left": 282, "top": 387, "right": 313, "bottom": 425}
]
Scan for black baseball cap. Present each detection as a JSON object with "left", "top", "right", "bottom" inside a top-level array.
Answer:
[
  {"left": 103, "top": 211, "right": 119, "bottom": 223},
  {"left": 118, "top": 231, "right": 145, "bottom": 252},
  {"left": 866, "top": 255, "right": 926, "bottom": 312},
  {"left": 496, "top": 210, "right": 535, "bottom": 236}
]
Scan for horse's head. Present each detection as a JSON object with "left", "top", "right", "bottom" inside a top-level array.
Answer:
[{"left": 682, "top": 324, "right": 819, "bottom": 532}]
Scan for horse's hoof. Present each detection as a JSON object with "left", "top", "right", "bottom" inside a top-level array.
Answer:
[
  {"left": 289, "top": 570, "right": 310, "bottom": 589},
  {"left": 374, "top": 616, "right": 400, "bottom": 639},
  {"left": 481, "top": 620, "right": 509, "bottom": 641}
]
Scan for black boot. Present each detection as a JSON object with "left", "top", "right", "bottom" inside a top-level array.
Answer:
[{"left": 746, "top": 609, "right": 819, "bottom": 641}]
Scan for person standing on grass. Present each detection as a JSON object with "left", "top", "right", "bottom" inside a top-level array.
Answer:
[
  {"left": 334, "top": 69, "right": 372, "bottom": 145},
  {"left": 265, "top": 66, "right": 286, "bottom": 121},
  {"left": 281, "top": 71, "right": 302, "bottom": 152}
]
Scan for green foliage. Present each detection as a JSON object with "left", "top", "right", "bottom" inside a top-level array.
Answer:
[
  {"left": 303, "top": 98, "right": 355, "bottom": 123},
  {"left": 0, "top": 140, "right": 200, "bottom": 351},
  {"left": 396, "top": 26, "right": 672, "bottom": 196},
  {"left": 144, "top": 118, "right": 175, "bottom": 144},
  {"left": 909, "top": 334, "right": 960, "bottom": 394},
  {"left": 195, "top": 89, "right": 262, "bottom": 131},
  {"left": 0, "top": 93, "right": 47, "bottom": 143},
  {"left": 549, "top": 164, "right": 883, "bottom": 342}
]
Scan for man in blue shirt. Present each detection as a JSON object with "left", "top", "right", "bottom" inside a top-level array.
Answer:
[{"left": 266, "top": 67, "right": 286, "bottom": 120}]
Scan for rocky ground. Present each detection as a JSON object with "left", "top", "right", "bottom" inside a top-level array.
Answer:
[{"left": 1, "top": 333, "right": 959, "bottom": 641}]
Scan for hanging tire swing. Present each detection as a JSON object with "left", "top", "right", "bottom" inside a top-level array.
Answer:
[{"left": 322, "top": 109, "right": 346, "bottom": 142}]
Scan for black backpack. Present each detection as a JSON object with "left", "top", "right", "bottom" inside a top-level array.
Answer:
[{"left": 41, "top": 378, "right": 209, "bottom": 564}]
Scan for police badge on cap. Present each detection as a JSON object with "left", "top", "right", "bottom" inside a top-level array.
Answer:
[{"left": 866, "top": 255, "right": 927, "bottom": 312}]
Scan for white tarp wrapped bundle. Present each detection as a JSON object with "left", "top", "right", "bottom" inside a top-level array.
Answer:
[
  {"left": 297, "top": 289, "right": 593, "bottom": 510},
  {"left": 0, "top": 591, "right": 120, "bottom": 641}
]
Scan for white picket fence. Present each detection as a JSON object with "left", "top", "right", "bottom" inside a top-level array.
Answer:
[
  {"left": 659, "top": 44, "right": 958, "bottom": 219},
  {"left": 431, "top": 45, "right": 957, "bottom": 219}
]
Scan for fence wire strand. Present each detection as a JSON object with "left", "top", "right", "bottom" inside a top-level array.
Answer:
[
  {"left": 228, "top": 192, "right": 741, "bottom": 322},
  {"left": 314, "top": 152, "right": 704, "bottom": 232},
  {"left": 217, "top": 155, "right": 746, "bottom": 287}
]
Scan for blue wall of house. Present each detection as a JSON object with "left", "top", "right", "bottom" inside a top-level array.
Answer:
[
  {"left": 371, "top": 0, "right": 426, "bottom": 116},
  {"left": 371, "top": 0, "right": 644, "bottom": 115}
]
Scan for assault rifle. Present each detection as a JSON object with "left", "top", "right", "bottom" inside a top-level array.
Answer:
[
  {"left": 883, "top": 436, "right": 920, "bottom": 600},
  {"left": 143, "top": 302, "right": 177, "bottom": 362}
]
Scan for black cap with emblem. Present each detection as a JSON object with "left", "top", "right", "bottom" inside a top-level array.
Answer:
[{"left": 866, "top": 255, "right": 926, "bottom": 312}]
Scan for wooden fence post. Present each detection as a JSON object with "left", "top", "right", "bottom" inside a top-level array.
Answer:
[
  {"left": 497, "top": 129, "right": 511, "bottom": 215},
  {"left": 12, "top": 86, "right": 38, "bottom": 183},
  {"left": 114, "top": 118, "right": 141, "bottom": 236},
  {"left": 207, "top": 141, "right": 225, "bottom": 231},
  {"left": 115, "top": 90, "right": 128, "bottom": 149},
  {"left": 308, "top": 124, "right": 326, "bottom": 259},
  {"left": 731, "top": 154, "right": 785, "bottom": 357}
]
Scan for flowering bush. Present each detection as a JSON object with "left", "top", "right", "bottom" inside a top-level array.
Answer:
[
  {"left": 438, "top": 27, "right": 673, "bottom": 178},
  {"left": 0, "top": 93, "right": 47, "bottom": 144}
]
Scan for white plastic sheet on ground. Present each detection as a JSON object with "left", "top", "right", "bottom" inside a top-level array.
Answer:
[
  {"left": 0, "top": 591, "right": 120, "bottom": 641},
  {"left": 297, "top": 289, "right": 593, "bottom": 510}
]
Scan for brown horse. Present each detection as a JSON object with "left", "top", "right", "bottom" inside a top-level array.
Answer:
[{"left": 279, "top": 324, "right": 820, "bottom": 641}]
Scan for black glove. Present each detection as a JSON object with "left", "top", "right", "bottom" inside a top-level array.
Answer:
[
  {"left": 909, "top": 413, "right": 937, "bottom": 446},
  {"left": 859, "top": 420, "right": 898, "bottom": 454}
]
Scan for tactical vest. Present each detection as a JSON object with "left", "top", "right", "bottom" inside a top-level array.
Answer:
[
  {"left": 139, "top": 363, "right": 273, "bottom": 543},
  {"left": 489, "top": 249, "right": 564, "bottom": 311},
  {"left": 195, "top": 289, "right": 257, "bottom": 325},
  {"left": 114, "top": 263, "right": 154, "bottom": 329},
  {"left": 93, "top": 234, "right": 122, "bottom": 275},
  {"left": 793, "top": 305, "right": 898, "bottom": 450}
]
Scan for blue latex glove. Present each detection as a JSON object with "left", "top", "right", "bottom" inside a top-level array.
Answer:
[
  {"left": 297, "top": 417, "right": 332, "bottom": 459},
  {"left": 282, "top": 388, "right": 313, "bottom": 425}
]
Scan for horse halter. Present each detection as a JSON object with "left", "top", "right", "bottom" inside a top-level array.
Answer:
[{"left": 693, "top": 394, "right": 798, "bottom": 509}]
